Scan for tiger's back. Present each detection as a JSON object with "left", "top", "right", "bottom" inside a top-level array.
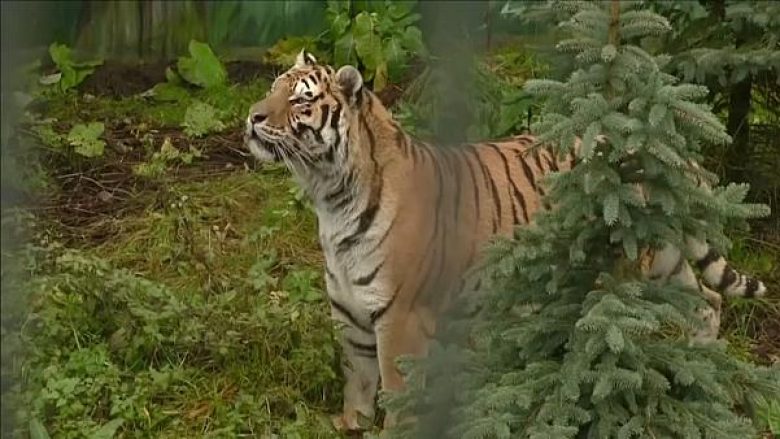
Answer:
[{"left": 377, "top": 134, "right": 573, "bottom": 318}]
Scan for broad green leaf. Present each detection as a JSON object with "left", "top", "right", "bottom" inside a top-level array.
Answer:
[
  {"left": 330, "top": 11, "right": 351, "bottom": 36},
  {"left": 67, "top": 122, "right": 106, "bottom": 158},
  {"left": 400, "top": 26, "right": 424, "bottom": 53},
  {"left": 353, "top": 12, "right": 383, "bottom": 71},
  {"left": 333, "top": 33, "right": 356, "bottom": 66},
  {"left": 48, "top": 43, "right": 72, "bottom": 68},
  {"left": 47, "top": 42, "right": 102, "bottom": 93},
  {"left": 177, "top": 40, "right": 227, "bottom": 89}
]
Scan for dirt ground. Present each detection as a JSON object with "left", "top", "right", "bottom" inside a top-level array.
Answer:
[{"left": 80, "top": 60, "right": 277, "bottom": 98}]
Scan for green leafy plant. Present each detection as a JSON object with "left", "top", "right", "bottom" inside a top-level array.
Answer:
[
  {"left": 149, "top": 40, "right": 227, "bottom": 103},
  {"left": 9, "top": 239, "right": 341, "bottom": 438},
  {"left": 40, "top": 43, "right": 102, "bottom": 94},
  {"left": 182, "top": 101, "right": 225, "bottom": 138},
  {"left": 175, "top": 40, "right": 228, "bottom": 89},
  {"left": 66, "top": 122, "right": 105, "bottom": 158},
  {"left": 132, "top": 137, "right": 201, "bottom": 178},
  {"left": 322, "top": 0, "right": 424, "bottom": 91}
]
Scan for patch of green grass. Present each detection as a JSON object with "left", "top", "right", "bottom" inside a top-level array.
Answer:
[
  {"left": 92, "top": 168, "right": 320, "bottom": 292},
  {"left": 2, "top": 166, "right": 347, "bottom": 438},
  {"left": 44, "top": 78, "right": 269, "bottom": 132},
  {"left": 720, "top": 236, "right": 779, "bottom": 364}
]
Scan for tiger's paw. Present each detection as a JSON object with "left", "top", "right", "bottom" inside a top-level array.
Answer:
[{"left": 332, "top": 411, "right": 373, "bottom": 434}]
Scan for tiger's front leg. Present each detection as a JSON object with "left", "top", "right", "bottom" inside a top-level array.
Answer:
[
  {"left": 374, "top": 298, "right": 436, "bottom": 429},
  {"left": 329, "top": 300, "right": 380, "bottom": 432}
]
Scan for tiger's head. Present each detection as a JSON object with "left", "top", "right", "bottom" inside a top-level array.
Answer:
[{"left": 244, "top": 50, "right": 364, "bottom": 169}]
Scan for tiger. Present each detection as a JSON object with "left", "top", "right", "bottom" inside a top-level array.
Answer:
[{"left": 243, "top": 50, "right": 767, "bottom": 432}]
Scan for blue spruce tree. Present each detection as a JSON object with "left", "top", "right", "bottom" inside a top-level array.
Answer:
[{"left": 385, "top": 1, "right": 779, "bottom": 438}]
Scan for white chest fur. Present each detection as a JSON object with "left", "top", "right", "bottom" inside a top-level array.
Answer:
[{"left": 316, "top": 207, "right": 394, "bottom": 321}]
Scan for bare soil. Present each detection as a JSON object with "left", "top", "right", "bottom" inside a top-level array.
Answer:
[{"left": 79, "top": 60, "right": 278, "bottom": 98}]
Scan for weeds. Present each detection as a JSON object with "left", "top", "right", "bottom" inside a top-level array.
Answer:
[
  {"left": 66, "top": 122, "right": 105, "bottom": 157},
  {"left": 40, "top": 43, "right": 103, "bottom": 95},
  {"left": 3, "top": 169, "right": 343, "bottom": 438}
]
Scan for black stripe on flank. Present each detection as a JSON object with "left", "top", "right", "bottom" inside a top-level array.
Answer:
[
  {"left": 695, "top": 248, "right": 720, "bottom": 271},
  {"left": 353, "top": 262, "right": 383, "bottom": 286},
  {"left": 543, "top": 148, "right": 559, "bottom": 172},
  {"left": 487, "top": 145, "right": 517, "bottom": 223},
  {"left": 331, "top": 299, "right": 373, "bottom": 334},
  {"left": 717, "top": 266, "right": 737, "bottom": 291},
  {"left": 471, "top": 146, "right": 501, "bottom": 232},
  {"left": 532, "top": 148, "right": 545, "bottom": 172},
  {"left": 744, "top": 278, "right": 759, "bottom": 298},
  {"left": 443, "top": 147, "right": 463, "bottom": 222},
  {"left": 463, "top": 148, "right": 481, "bottom": 222},
  {"left": 489, "top": 144, "right": 528, "bottom": 224},
  {"left": 346, "top": 338, "right": 377, "bottom": 357},
  {"left": 518, "top": 152, "right": 539, "bottom": 194}
]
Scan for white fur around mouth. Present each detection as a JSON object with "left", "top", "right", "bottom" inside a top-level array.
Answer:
[{"left": 246, "top": 134, "right": 276, "bottom": 162}]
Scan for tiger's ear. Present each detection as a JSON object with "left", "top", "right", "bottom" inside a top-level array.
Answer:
[
  {"left": 335, "top": 65, "right": 363, "bottom": 104},
  {"left": 294, "top": 49, "right": 317, "bottom": 68}
]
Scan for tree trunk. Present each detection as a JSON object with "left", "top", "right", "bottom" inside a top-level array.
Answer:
[
  {"left": 725, "top": 74, "right": 752, "bottom": 181},
  {"left": 76, "top": 1, "right": 206, "bottom": 61}
]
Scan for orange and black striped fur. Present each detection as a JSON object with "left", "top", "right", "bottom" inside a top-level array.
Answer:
[{"left": 244, "top": 51, "right": 766, "bottom": 431}]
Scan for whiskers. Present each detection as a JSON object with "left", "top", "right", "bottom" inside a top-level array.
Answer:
[{"left": 273, "top": 138, "right": 316, "bottom": 175}]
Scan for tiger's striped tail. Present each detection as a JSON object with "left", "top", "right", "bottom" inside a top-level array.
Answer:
[{"left": 686, "top": 237, "right": 767, "bottom": 298}]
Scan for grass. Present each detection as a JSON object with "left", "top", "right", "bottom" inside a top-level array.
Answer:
[
  {"left": 2, "top": 169, "right": 347, "bottom": 438},
  {"left": 43, "top": 80, "right": 270, "bottom": 131},
  {"left": 1, "top": 72, "right": 352, "bottom": 438}
]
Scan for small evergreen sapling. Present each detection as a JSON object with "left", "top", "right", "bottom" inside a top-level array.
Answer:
[{"left": 386, "top": 1, "right": 778, "bottom": 438}]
